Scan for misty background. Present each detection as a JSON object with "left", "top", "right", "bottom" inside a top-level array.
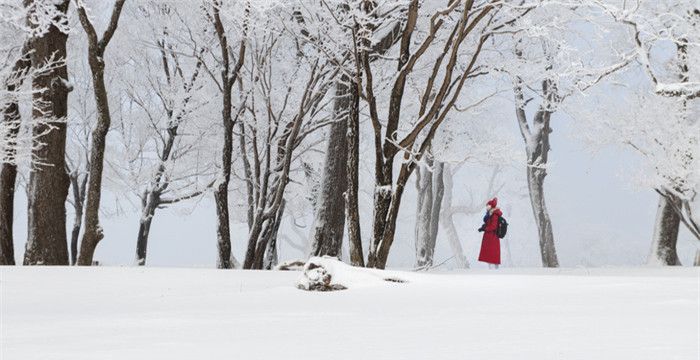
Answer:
[{"left": 10, "top": 98, "right": 697, "bottom": 268}]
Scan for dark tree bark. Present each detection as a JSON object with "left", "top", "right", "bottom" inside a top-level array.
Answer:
[
  {"left": 243, "top": 61, "right": 334, "bottom": 269},
  {"left": 263, "top": 200, "right": 285, "bottom": 270},
  {"left": 346, "top": 74, "right": 364, "bottom": 266},
  {"left": 23, "top": 0, "right": 71, "bottom": 266},
  {"left": 135, "top": 192, "right": 159, "bottom": 266},
  {"left": 211, "top": 1, "right": 247, "bottom": 269},
  {"left": 366, "top": 1, "right": 494, "bottom": 268},
  {"left": 75, "top": 0, "right": 127, "bottom": 266},
  {"left": 307, "top": 5, "right": 402, "bottom": 262},
  {"left": 238, "top": 117, "right": 255, "bottom": 230},
  {"left": 134, "top": 185, "right": 209, "bottom": 266},
  {"left": 309, "top": 78, "right": 350, "bottom": 259},
  {"left": 648, "top": 192, "right": 682, "bottom": 265},
  {"left": 0, "top": 44, "right": 31, "bottom": 265}
]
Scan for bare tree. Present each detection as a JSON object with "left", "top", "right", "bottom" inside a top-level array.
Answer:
[
  {"left": 127, "top": 32, "right": 212, "bottom": 266},
  {"left": 505, "top": 4, "right": 635, "bottom": 267},
  {"left": 74, "top": 0, "right": 127, "bottom": 265},
  {"left": 208, "top": 0, "right": 248, "bottom": 269},
  {"left": 239, "top": 31, "right": 337, "bottom": 269},
  {"left": 364, "top": 0, "right": 522, "bottom": 269},
  {"left": 63, "top": 56, "right": 97, "bottom": 266},
  {"left": 302, "top": 1, "right": 402, "bottom": 263},
  {"left": 65, "top": 122, "right": 89, "bottom": 265},
  {"left": 591, "top": 2, "right": 699, "bottom": 264}
]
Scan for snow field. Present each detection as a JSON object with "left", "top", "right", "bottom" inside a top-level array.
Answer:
[{"left": 1, "top": 264, "right": 698, "bottom": 360}]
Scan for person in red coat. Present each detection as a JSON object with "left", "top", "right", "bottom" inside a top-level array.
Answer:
[{"left": 478, "top": 197, "right": 502, "bottom": 269}]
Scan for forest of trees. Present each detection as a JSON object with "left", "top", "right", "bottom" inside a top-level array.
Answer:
[{"left": 0, "top": 0, "right": 698, "bottom": 268}]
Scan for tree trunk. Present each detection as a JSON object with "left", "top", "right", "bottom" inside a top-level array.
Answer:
[
  {"left": 515, "top": 78, "right": 560, "bottom": 268},
  {"left": 346, "top": 76, "right": 364, "bottom": 267},
  {"left": 372, "top": 164, "right": 413, "bottom": 269},
  {"left": 23, "top": 0, "right": 71, "bottom": 266},
  {"left": 135, "top": 191, "right": 159, "bottom": 266},
  {"left": 0, "top": 153, "right": 18, "bottom": 265},
  {"left": 263, "top": 200, "right": 285, "bottom": 270},
  {"left": 309, "top": 78, "right": 350, "bottom": 258},
  {"left": 526, "top": 163, "right": 559, "bottom": 267},
  {"left": 440, "top": 165, "right": 469, "bottom": 268},
  {"left": 694, "top": 249, "right": 700, "bottom": 267},
  {"left": 252, "top": 219, "right": 274, "bottom": 270},
  {"left": 76, "top": 0, "right": 126, "bottom": 266},
  {"left": 238, "top": 120, "right": 255, "bottom": 230},
  {"left": 414, "top": 163, "right": 434, "bottom": 268},
  {"left": 366, "top": 180, "right": 392, "bottom": 268},
  {"left": 76, "top": 60, "right": 111, "bottom": 266},
  {"left": 213, "top": 79, "right": 234, "bottom": 269},
  {"left": 648, "top": 193, "right": 682, "bottom": 266},
  {"left": 213, "top": 139, "right": 233, "bottom": 269},
  {"left": 244, "top": 215, "right": 265, "bottom": 269},
  {"left": 0, "top": 47, "right": 30, "bottom": 265},
  {"left": 414, "top": 160, "right": 445, "bottom": 269},
  {"left": 68, "top": 173, "right": 87, "bottom": 265},
  {"left": 429, "top": 162, "right": 445, "bottom": 249},
  {"left": 373, "top": 183, "right": 407, "bottom": 269},
  {"left": 210, "top": 2, "right": 246, "bottom": 269}
]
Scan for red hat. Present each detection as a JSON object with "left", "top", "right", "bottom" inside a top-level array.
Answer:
[{"left": 487, "top": 197, "right": 498, "bottom": 208}]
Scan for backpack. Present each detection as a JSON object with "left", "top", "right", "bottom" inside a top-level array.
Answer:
[{"left": 497, "top": 216, "right": 508, "bottom": 239}]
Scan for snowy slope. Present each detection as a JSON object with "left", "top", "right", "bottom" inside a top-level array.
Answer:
[{"left": 1, "top": 265, "right": 698, "bottom": 360}]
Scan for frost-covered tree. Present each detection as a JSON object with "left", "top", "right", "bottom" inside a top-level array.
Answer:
[
  {"left": 237, "top": 12, "right": 338, "bottom": 269},
  {"left": 360, "top": 1, "right": 540, "bottom": 269},
  {"left": 74, "top": 0, "right": 127, "bottom": 266},
  {"left": 22, "top": 0, "right": 73, "bottom": 265},
  {"left": 1, "top": 0, "right": 69, "bottom": 265},
  {"left": 110, "top": 3, "right": 218, "bottom": 266},
  {"left": 204, "top": 0, "right": 249, "bottom": 269},
  {"left": 582, "top": 1, "right": 700, "bottom": 265},
  {"left": 287, "top": 0, "right": 403, "bottom": 265},
  {"left": 412, "top": 154, "right": 444, "bottom": 269},
  {"left": 484, "top": 2, "right": 634, "bottom": 267}
]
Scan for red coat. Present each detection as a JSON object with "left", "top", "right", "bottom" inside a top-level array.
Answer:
[{"left": 478, "top": 209, "right": 502, "bottom": 265}]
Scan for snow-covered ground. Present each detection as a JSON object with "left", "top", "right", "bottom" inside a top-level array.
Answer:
[{"left": 1, "top": 264, "right": 698, "bottom": 360}]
